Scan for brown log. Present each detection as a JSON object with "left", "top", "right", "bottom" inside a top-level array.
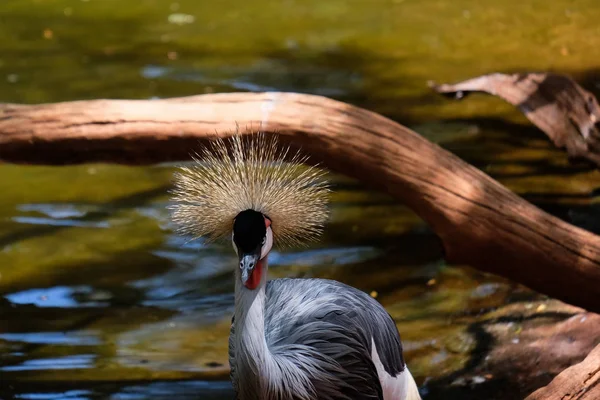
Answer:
[
  {"left": 1, "top": 92, "right": 600, "bottom": 313},
  {"left": 431, "top": 73, "right": 600, "bottom": 166},
  {"left": 525, "top": 342, "right": 600, "bottom": 400}
]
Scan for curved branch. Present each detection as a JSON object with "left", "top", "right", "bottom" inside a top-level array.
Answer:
[
  {"left": 1, "top": 92, "right": 600, "bottom": 312},
  {"left": 526, "top": 342, "right": 600, "bottom": 399}
]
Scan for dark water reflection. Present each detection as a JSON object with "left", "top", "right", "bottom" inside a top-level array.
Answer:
[{"left": 3, "top": 381, "right": 232, "bottom": 400}]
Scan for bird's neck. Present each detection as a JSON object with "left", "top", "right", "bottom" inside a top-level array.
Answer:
[{"left": 234, "top": 257, "right": 272, "bottom": 396}]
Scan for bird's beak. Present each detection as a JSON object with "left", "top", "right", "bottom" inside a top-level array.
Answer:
[{"left": 239, "top": 251, "right": 260, "bottom": 286}]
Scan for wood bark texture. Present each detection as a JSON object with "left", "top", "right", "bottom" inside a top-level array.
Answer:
[
  {"left": 431, "top": 72, "right": 600, "bottom": 166},
  {"left": 525, "top": 342, "right": 600, "bottom": 400},
  {"left": 1, "top": 92, "right": 600, "bottom": 314}
]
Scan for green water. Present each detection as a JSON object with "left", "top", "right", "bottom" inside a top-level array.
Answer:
[{"left": 1, "top": 0, "right": 600, "bottom": 399}]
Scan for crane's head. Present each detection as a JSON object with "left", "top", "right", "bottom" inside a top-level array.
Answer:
[
  {"left": 231, "top": 209, "right": 273, "bottom": 289},
  {"left": 169, "top": 131, "right": 330, "bottom": 290}
]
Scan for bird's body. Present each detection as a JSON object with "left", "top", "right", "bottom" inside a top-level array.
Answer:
[
  {"left": 169, "top": 132, "right": 422, "bottom": 400},
  {"left": 230, "top": 276, "right": 421, "bottom": 400}
]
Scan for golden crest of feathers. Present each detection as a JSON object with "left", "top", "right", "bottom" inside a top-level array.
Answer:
[{"left": 169, "top": 132, "right": 330, "bottom": 247}]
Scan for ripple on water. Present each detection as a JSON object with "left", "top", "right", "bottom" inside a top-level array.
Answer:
[
  {"left": 11, "top": 217, "right": 110, "bottom": 229},
  {"left": 14, "top": 390, "right": 92, "bottom": 400},
  {"left": 269, "top": 246, "right": 381, "bottom": 266},
  {"left": 130, "top": 253, "right": 235, "bottom": 307},
  {"left": 0, "top": 331, "right": 101, "bottom": 346},
  {"left": 139, "top": 59, "right": 357, "bottom": 97},
  {"left": 5, "top": 285, "right": 111, "bottom": 308},
  {"left": 110, "top": 381, "right": 233, "bottom": 399},
  {"left": 13, "top": 203, "right": 110, "bottom": 228},
  {"left": 134, "top": 205, "right": 172, "bottom": 230},
  {"left": 17, "top": 204, "right": 93, "bottom": 219},
  {"left": 9, "top": 382, "right": 233, "bottom": 400},
  {"left": 1, "top": 354, "right": 96, "bottom": 371}
]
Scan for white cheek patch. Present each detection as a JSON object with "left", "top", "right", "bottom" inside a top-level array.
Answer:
[{"left": 260, "top": 227, "right": 273, "bottom": 259}]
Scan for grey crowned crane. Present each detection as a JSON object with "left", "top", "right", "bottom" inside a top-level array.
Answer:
[{"left": 169, "top": 132, "right": 421, "bottom": 400}]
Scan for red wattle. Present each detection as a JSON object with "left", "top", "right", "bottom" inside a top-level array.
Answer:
[{"left": 245, "top": 259, "right": 263, "bottom": 290}]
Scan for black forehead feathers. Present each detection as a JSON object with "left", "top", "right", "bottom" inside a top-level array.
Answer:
[{"left": 233, "top": 209, "right": 266, "bottom": 254}]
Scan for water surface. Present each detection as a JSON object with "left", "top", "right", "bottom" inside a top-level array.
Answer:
[{"left": 1, "top": 0, "right": 600, "bottom": 399}]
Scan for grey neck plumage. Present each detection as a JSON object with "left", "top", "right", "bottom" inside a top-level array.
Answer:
[
  {"left": 232, "top": 258, "right": 317, "bottom": 400},
  {"left": 233, "top": 260, "right": 270, "bottom": 397}
]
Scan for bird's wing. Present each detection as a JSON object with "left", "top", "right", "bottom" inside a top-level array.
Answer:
[
  {"left": 297, "top": 315, "right": 385, "bottom": 400},
  {"left": 266, "top": 278, "right": 406, "bottom": 376},
  {"left": 265, "top": 278, "right": 408, "bottom": 400}
]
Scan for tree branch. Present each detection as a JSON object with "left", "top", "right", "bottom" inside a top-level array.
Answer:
[
  {"left": 526, "top": 342, "right": 600, "bottom": 399},
  {"left": 2, "top": 92, "right": 600, "bottom": 313},
  {"left": 431, "top": 73, "right": 600, "bottom": 166}
]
